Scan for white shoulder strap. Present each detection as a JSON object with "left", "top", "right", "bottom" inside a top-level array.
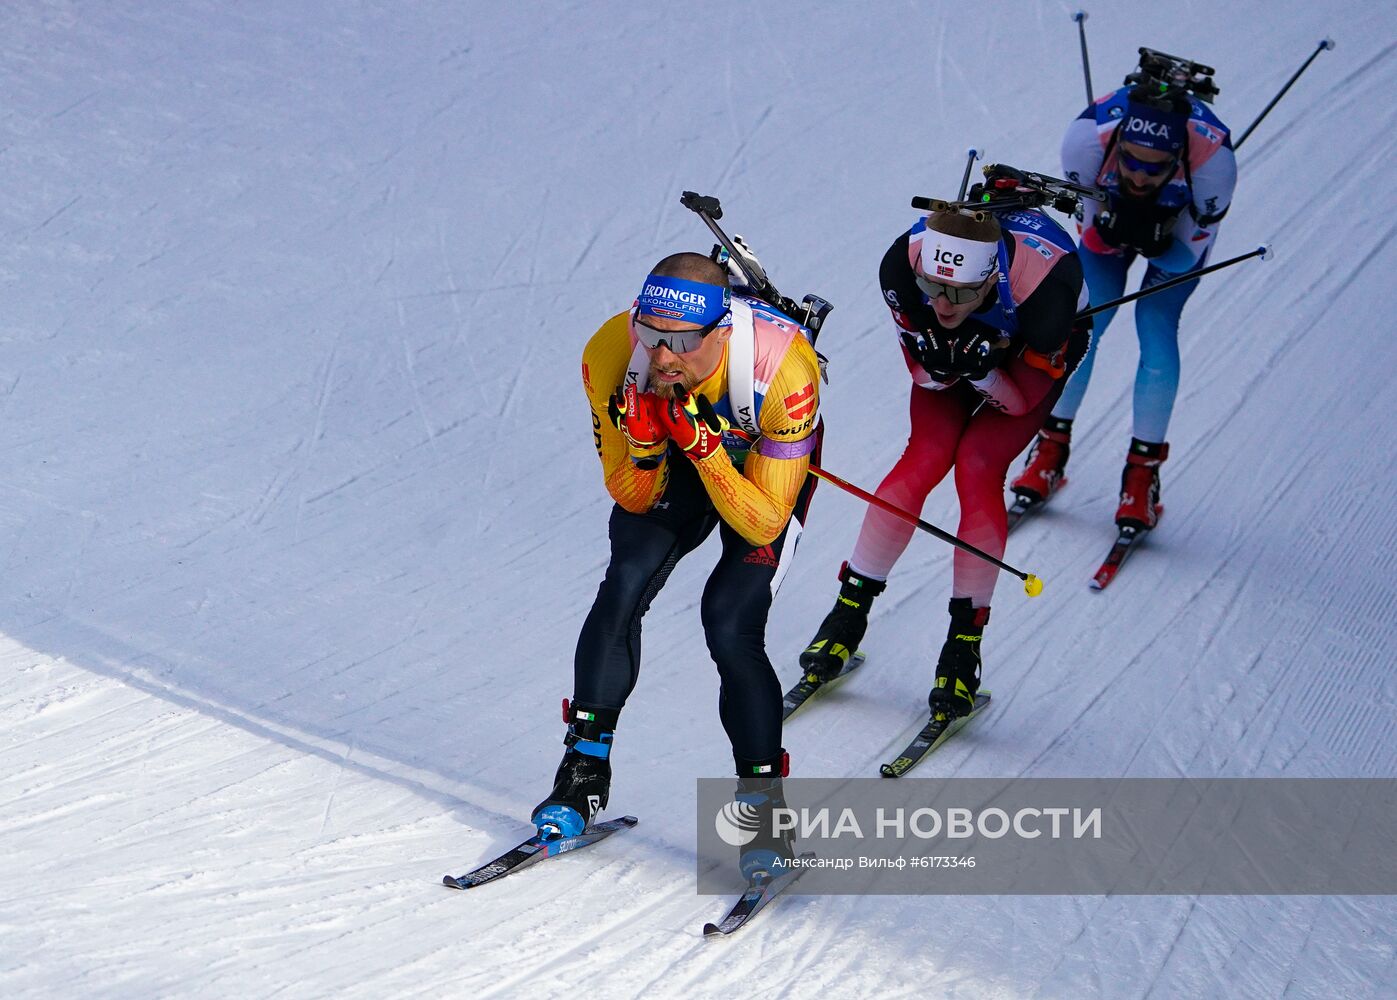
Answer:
[
  {"left": 625, "top": 302, "right": 758, "bottom": 437},
  {"left": 727, "top": 298, "right": 759, "bottom": 436},
  {"left": 625, "top": 337, "right": 649, "bottom": 391}
]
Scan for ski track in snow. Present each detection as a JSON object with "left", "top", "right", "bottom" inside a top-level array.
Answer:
[{"left": 1, "top": 1, "right": 1396, "bottom": 998}]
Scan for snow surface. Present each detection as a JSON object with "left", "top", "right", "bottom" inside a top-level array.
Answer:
[{"left": 2, "top": 2, "right": 1395, "bottom": 997}]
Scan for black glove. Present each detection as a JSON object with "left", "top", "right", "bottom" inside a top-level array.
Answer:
[
  {"left": 901, "top": 330, "right": 958, "bottom": 379},
  {"left": 951, "top": 331, "right": 1011, "bottom": 381},
  {"left": 1095, "top": 208, "right": 1174, "bottom": 258}
]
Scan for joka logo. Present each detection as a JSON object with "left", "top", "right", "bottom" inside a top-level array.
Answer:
[
  {"left": 1125, "top": 119, "right": 1171, "bottom": 140},
  {"left": 715, "top": 800, "right": 762, "bottom": 847},
  {"left": 744, "top": 545, "right": 779, "bottom": 567}
]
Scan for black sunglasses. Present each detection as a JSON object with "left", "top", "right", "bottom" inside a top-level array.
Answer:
[
  {"left": 1119, "top": 150, "right": 1178, "bottom": 177},
  {"left": 915, "top": 271, "right": 995, "bottom": 305},
  {"left": 632, "top": 309, "right": 730, "bottom": 354}
]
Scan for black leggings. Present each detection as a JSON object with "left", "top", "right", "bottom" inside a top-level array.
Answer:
[{"left": 574, "top": 449, "right": 817, "bottom": 764}]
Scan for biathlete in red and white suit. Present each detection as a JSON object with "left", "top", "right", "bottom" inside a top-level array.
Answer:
[{"left": 800, "top": 207, "right": 1089, "bottom": 718}]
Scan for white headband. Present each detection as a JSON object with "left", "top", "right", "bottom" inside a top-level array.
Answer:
[{"left": 911, "top": 228, "right": 999, "bottom": 284}]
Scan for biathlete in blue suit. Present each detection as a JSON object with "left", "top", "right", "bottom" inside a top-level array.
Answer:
[{"left": 1013, "top": 82, "right": 1237, "bottom": 529}]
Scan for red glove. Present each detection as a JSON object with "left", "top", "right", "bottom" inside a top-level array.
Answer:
[
  {"left": 1081, "top": 223, "right": 1125, "bottom": 257},
  {"left": 652, "top": 390, "right": 729, "bottom": 461},
  {"left": 608, "top": 384, "right": 668, "bottom": 467}
]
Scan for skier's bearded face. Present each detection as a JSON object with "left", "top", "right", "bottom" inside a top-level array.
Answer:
[
  {"left": 1117, "top": 141, "right": 1177, "bottom": 198},
  {"left": 635, "top": 315, "right": 730, "bottom": 400}
]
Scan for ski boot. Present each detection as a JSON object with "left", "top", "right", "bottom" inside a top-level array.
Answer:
[
  {"left": 733, "top": 750, "right": 794, "bottom": 884},
  {"left": 1011, "top": 416, "right": 1073, "bottom": 503},
  {"left": 531, "top": 701, "right": 619, "bottom": 838},
  {"left": 1115, "top": 438, "right": 1168, "bottom": 530},
  {"left": 798, "top": 563, "right": 886, "bottom": 681},
  {"left": 928, "top": 598, "right": 989, "bottom": 720}
]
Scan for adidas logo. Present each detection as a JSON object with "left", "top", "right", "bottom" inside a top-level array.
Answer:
[{"left": 744, "top": 545, "right": 780, "bottom": 567}]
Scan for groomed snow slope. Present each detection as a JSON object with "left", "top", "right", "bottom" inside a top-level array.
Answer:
[{"left": 2, "top": 2, "right": 1395, "bottom": 997}]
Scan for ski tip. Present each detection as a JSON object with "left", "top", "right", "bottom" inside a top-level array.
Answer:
[
  {"left": 879, "top": 766, "right": 900, "bottom": 779},
  {"left": 442, "top": 875, "right": 464, "bottom": 889},
  {"left": 619, "top": 815, "right": 639, "bottom": 827},
  {"left": 702, "top": 922, "right": 723, "bottom": 937}
]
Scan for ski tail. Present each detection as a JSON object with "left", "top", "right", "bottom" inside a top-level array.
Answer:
[
  {"left": 1005, "top": 477, "right": 1067, "bottom": 534},
  {"left": 443, "top": 815, "right": 638, "bottom": 889},
  {"left": 703, "top": 855, "right": 813, "bottom": 936},
  {"left": 1088, "top": 510, "right": 1161, "bottom": 590},
  {"left": 879, "top": 693, "right": 991, "bottom": 778},
  {"left": 781, "top": 652, "right": 866, "bottom": 720}
]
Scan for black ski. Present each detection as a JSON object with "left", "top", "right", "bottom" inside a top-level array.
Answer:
[
  {"left": 703, "top": 855, "right": 813, "bottom": 936},
  {"left": 879, "top": 693, "right": 992, "bottom": 778},
  {"left": 442, "top": 815, "right": 638, "bottom": 889},
  {"left": 781, "top": 652, "right": 866, "bottom": 720},
  {"left": 1088, "top": 508, "right": 1161, "bottom": 590},
  {"left": 1005, "top": 479, "right": 1066, "bottom": 534}
]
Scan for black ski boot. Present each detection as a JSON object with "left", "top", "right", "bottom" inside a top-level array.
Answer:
[
  {"left": 733, "top": 750, "right": 794, "bottom": 883},
  {"left": 799, "top": 563, "right": 887, "bottom": 681},
  {"left": 531, "top": 701, "right": 619, "bottom": 838},
  {"left": 928, "top": 598, "right": 989, "bottom": 720}
]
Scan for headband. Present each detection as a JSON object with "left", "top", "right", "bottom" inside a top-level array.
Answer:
[
  {"left": 636, "top": 274, "right": 730, "bottom": 327},
  {"left": 1120, "top": 101, "right": 1189, "bottom": 153},
  {"left": 909, "top": 227, "right": 999, "bottom": 284}
]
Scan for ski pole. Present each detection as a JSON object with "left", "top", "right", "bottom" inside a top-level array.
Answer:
[
  {"left": 1076, "top": 244, "right": 1272, "bottom": 320},
  {"left": 1072, "top": 11, "right": 1094, "bottom": 104},
  {"left": 719, "top": 424, "right": 1043, "bottom": 596},
  {"left": 956, "top": 148, "right": 983, "bottom": 201},
  {"left": 806, "top": 463, "right": 1043, "bottom": 596},
  {"left": 1234, "top": 38, "right": 1335, "bottom": 150}
]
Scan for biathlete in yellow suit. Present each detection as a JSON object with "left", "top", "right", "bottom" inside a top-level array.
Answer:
[{"left": 532, "top": 251, "right": 820, "bottom": 877}]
